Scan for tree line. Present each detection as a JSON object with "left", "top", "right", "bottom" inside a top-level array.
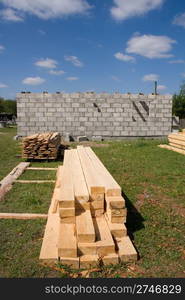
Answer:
[{"left": 0, "top": 97, "right": 17, "bottom": 115}]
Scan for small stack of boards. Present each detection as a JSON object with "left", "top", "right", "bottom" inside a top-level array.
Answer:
[
  {"left": 22, "top": 132, "right": 61, "bottom": 159},
  {"left": 40, "top": 146, "right": 137, "bottom": 268},
  {"left": 159, "top": 130, "right": 185, "bottom": 155}
]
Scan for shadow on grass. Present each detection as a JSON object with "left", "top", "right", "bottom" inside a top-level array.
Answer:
[{"left": 122, "top": 192, "right": 145, "bottom": 257}]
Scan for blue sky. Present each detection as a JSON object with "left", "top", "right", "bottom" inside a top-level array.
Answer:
[{"left": 0, "top": 0, "right": 185, "bottom": 99}]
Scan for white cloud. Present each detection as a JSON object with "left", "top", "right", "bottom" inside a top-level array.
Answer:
[
  {"left": 49, "top": 70, "right": 65, "bottom": 75},
  {"left": 169, "top": 59, "right": 185, "bottom": 64},
  {"left": 35, "top": 58, "right": 58, "bottom": 69},
  {"left": 111, "top": 0, "right": 164, "bottom": 21},
  {"left": 126, "top": 34, "right": 176, "bottom": 59},
  {"left": 173, "top": 13, "right": 185, "bottom": 28},
  {"left": 22, "top": 76, "right": 45, "bottom": 85},
  {"left": 38, "top": 29, "right": 46, "bottom": 35},
  {"left": 1, "top": 0, "right": 91, "bottom": 20},
  {"left": 0, "top": 8, "right": 23, "bottom": 22},
  {"left": 111, "top": 75, "right": 121, "bottom": 82},
  {"left": 64, "top": 55, "right": 84, "bottom": 67},
  {"left": 0, "top": 83, "right": 8, "bottom": 88},
  {"left": 181, "top": 73, "right": 185, "bottom": 78},
  {"left": 114, "top": 52, "right": 135, "bottom": 62},
  {"left": 66, "top": 77, "right": 79, "bottom": 81},
  {"left": 0, "top": 45, "right": 5, "bottom": 52},
  {"left": 143, "top": 74, "right": 159, "bottom": 81},
  {"left": 157, "top": 85, "right": 166, "bottom": 90}
]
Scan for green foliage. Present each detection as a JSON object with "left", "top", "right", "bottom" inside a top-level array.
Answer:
[
  {"left": 0, "top": 97, "right": 16, "bottom": 115},
  {"left": 172, "top": 82, "right": 185, "bottom": 118}
]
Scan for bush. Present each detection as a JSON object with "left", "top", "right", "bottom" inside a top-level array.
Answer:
[{"left": 172, "top": 82, "right": 185, "bottom": 119}]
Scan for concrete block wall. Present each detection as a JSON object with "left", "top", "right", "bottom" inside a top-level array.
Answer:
[{"left": 16, "top": 92, "right": 172, "bottom": 139}]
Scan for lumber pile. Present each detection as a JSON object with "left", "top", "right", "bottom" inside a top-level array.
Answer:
[
  {"left": 159, "top": 131, "right": 185, "bottom": 155},
  {"left": 22, "top": 132, "right": 61, "bottom": 159},
  {"left": 40, "top": 147, "right": 137, "bottom": 268}
]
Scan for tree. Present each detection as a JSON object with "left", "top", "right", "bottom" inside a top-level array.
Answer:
[
  {"left": 0, "top": 97, "right": 17, "bottom": 115},
  {"left": 172, "top": 82, "right": 185, "bottom": 119}
]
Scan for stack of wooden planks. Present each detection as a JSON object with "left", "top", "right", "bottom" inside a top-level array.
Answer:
[
  {"left": 40, "top": 146, "right": 137, "bottom": 268},
  {"left": 22, "top": 132, "right": 61, "bottom": 159},
  {"left": 159, "top": 131, "right": 185, "bottom": 155}
]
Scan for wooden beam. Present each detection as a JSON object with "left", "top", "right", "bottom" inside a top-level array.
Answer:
[
  {"left": 76, "top": 210, "right": 95, "bottom": 243},
  {"left": 0, "top": 213, "right": 48, "bottom": 220},
  {"left": 85, "top": 147, "right": 121, "bottom": 196},
  {"left": 116, "top": 236, "right": 137, "bottom": 262},
  {"left": 27, "top": 167, "right": 57, "bottom": 171},
  {"left": 80, "top": 255, "right": 100, "bottom": 269},
  {"left": 57, "top": 150, "right": 75, "bottom": 210},
  {"left": 58, "top": 223, "right": 77, "bottom": 258},
  {"left": 168, "top": 133, "right": 185, "bottom": 142},
  {"left": 102, "top": 253, "right": 119, "bottom": 265},
  {"left": 39, "top": 213, "right": 59, "bottom": 263},
  {"left": 93, "top": 215, "right": 115, "bottom": 257},
  {"left": 0, "top": 162, "right": 30, "bottom": 200},
  {"left": 158, "top": 144, "right": 185, "bottom": 155},
  {"left": 0, "top": 162, "right": 30, "bottom": 187},
  {"left": 70, "top": 149, "right": 89, "bottom": 203},
  {"left": 105, "top": 213, "right": 127, "bottom": 238},
  {"left": 168, "top": 137, "right": 185, "bottom": 147},
  {"left": 77, "top": 146, "right": 105, "bottom": 195},
  {"left": 15, "top": 180, "right": 55, "bottom": 183}
]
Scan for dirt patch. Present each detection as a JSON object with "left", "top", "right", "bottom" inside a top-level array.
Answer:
[{"left": 136, "top": 184, "right": 185, "bottom": 217}]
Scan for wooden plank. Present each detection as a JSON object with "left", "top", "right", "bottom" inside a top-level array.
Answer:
[
  {"left": 85, "top": 147, "right": 121, "bottom": 196},
  {"left": 39, "top": 213, "right": 59, "bottom": 263},
  {"left": 0, "top": 213, "right": 48, "bottom": 220},
  {"left": 168, "top": 137, "right": 185, "bottom": 147},
  {"left": 168, "top": 133, "right": 185, "bottom": 142},
  {"left": 60, "top": 216, "right": 75, "bottom": 224},
  {"left": 60, "top": 257, "right": 79, "bottom": 268},
  {"left": 158, "top": 144, "right": 185, "bottom": 155},
  {"left": 169, "top": 142, "right": 185, "bottom": 150},
  {"left": 78, "top": 242, "right": 97, "bottom": 255},
  {"left": 59, "top": 208, "right": 75, "bottom": 218},
  {"left": 27, "top": 167, "right": 57, "bottom": 171},
  {"left": 55, "top": 166, "right": 63, "bottom": 188},
  {"left": 75, "top": 201, "right": 90, "bottom": 211},
  {"left": 76, "top": 210, "right": 95, "bottom": 243},
  {"left": 111, "top": 208, "right": 127, "bottom": 217},
  {"left": 57, "top": 150, "right": 75, "bottom": 209},
  {"left": 106, "top": 196, "right": 125, "bottom": 209},
  {"left": 0, "top": 162, "right": 30, "bottom": 200},
  {"left": 90, "top": 200, "right": 104, "bottom": 210},
  {"left": 0, "top": 162, "right": 30, "bottom": 187},
  {"left": 70, "top": 149, "right": 89, "bottom": 203},
  {"left": 94, "top": 215, "right": 115, "bottom": 257},
  {"left": 15, "top": 180, "right": 55, "bottom": 183},
  {"left": 58, "top": 223, "right": 77, "bottom": 258},
  {"left": 77, "top": 146, "right": 105, "bottom": 195},
  {"left": 80, "top": 255, "right": 100, "bottom": 269},
  {"left": 116, "top": 236, "right": 137, "bottom": 262},
  {"left": 102, "top": 253, "right": 119, "bottom": 265},
  {"left": 91, "top": 208, "right": 104, "bottom": 217},
  {"left": 105, "top": 213, "right": 127, "bottom": 238}
]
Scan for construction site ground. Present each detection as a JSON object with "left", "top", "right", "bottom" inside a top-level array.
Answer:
[{"left": 0, "top": 127, "right": 185, "bottom": 278}]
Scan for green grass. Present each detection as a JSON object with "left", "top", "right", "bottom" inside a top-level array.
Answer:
[
  {"left": 0, "top": 183, "right": 54, "bottom": 213},
  {"left": 0, "top": 128, "right": 185, "bottom": 278}
]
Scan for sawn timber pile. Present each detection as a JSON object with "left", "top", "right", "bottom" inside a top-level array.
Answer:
[
  {"left": 22, "top": 132, "right": 61, "bottom": 159},
  {"left": 40, "top": 146, "right": 137, "bottom": 268},
  {"left": 159, "top": 130, "right": 185, "bottom": 155}
]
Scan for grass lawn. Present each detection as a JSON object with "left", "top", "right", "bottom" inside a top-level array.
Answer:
[{"left": 0, "top": 127, "right": 185, "bottom": 278}]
